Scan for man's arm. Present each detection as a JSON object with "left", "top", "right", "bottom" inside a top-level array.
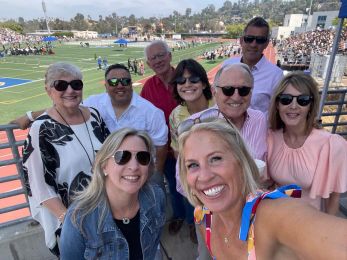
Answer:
[
  {"left": 155, "top": 144, "right": 167, "bottom": 173},
  {"left": 9, "top": 109, "right": 45, "bottom": 129}
]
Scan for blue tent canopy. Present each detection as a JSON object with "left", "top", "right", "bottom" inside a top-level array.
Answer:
[
  {"left": 42, "top": 36, "right": 57, "bottom": 42},
  {"left": 114, "top": 38, "right": 129, "bottom": 44}
]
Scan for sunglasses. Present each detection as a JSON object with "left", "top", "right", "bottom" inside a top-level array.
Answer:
[
  {"left": 52, "top": 80, "right": 83, "bottom": 91},
  {"left": 107, "top": 78, "right": 131, "bottom": 87},
  {"left": 176, "top": 76, "right": 201, "bottom": 85},
  {"left": 277, "top": 94, "right": 313, "bottom": 106},
  {"left": 177, "top": 109, "right": 221, "bottom": 135},
  {"left": 243, "top": 35, "right": 268, "bottom": 44},
  {"left": 215, "top": 86, "right": 252, "bottom": 97},
  {"left": 148, "top": 51, "right": 167, "bottom": 62},
  {"left": 113, "top": 150, "right": 151, "bottom": 166}
]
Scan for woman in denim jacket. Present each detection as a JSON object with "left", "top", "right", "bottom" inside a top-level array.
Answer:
[{"left": 60, "top": 128, "right": 166, "bottom": 259}]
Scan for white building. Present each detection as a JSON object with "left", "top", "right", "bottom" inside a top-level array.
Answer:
[
  {"left": 272, "top": 10, "right": 339, "bottom": 40},
  {"left": 283, "top": 14, "right": 308, "bottom": 28},
  {"left": 71, "top": 30, "right": 98, "bottom": 39},
  {"left": 307, "top": 10, "right": 339, "bottom": 30}
]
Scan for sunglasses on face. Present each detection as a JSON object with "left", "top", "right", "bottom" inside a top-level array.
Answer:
[
  {"left": 277, "top": 94, "right": 313, "bottom": 106},
  {"left": 148, "top": 51, "right": 167, "bottom": 62},
  {"left": 52, "top": 80, "right": 83, "bottom": 91},
  {"left": 176, "top": 76, "right": 201, "bottom": 85},
  {"left": 107, "top": 78, "right": 131, "bottom": 87},
  {"left": 215, "top": 86, "right": 252, "bottom": 97},
  {"left": 113, "top": 150, "right": 151, "bottom": 166},
  {"left": 243, "top": 35, "right": 268, "bottom": 44}
]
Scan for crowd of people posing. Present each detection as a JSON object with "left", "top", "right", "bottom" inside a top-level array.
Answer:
[{"left": 11, "top": 16, "right": 347, "bottom": 260}]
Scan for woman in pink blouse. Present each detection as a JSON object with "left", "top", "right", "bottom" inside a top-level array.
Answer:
[{"left": 267, "top": 71, "right": 347, "bottom": 215}]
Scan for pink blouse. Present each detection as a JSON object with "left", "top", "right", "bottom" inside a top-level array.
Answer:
[{"left": 267, "top": 128, "right": 347, "bottom": 210}]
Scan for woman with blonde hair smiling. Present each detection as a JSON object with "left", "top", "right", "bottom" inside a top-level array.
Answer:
[
  {"left": 60, "top": 128, "right": 166, "bottom": 259},
  {"left": 178, "top": 119, "right": 347, "bottom": 259}
]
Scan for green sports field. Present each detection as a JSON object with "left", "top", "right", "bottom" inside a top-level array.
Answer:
[{"left": 0, "top": 41, "right": 225, "bottom": 124}]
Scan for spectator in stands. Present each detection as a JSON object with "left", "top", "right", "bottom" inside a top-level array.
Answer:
[
  {"left": 142, "top": 40, "right": 187, "bottom": 236},
  {"left": 178, "top": 119, "right": 347, "bottom": 259},
  {"left": 12, "top": 64, "right": 168, "bottom": 182},
  {"left": 267, "top": 72, "right": 347, "bottom": 215},
  {"left": 60, "top": 128, "right": 166, "bottom": 259},
  {"left": 175, "top": 63, "right": 267, "bottom": 259},
  {"left": 223, "top": 17, "right": 283, "bottom": 113},
  {"left": 277, "top": 27, "right": 347, "bottom": 67},
  {"left": 21, "top": 62, "right": 109, "bottom": 256},
  {"left": 83, "top": 64, "right": 168, "bottom": 179},
  {"left": 169, "top": 58, "right": 214, "bottom": 243}
]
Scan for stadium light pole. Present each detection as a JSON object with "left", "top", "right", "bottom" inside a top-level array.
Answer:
[{"left": 42, "top": 0, "right": 51, "bottom": 34}]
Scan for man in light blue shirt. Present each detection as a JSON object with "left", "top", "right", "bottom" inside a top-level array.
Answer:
[
  {"left": 83, "top": 64, "right": 168, "bottom": 173},
  {"left": 223, "top": 17, "right": 283, "bottom": 114}
]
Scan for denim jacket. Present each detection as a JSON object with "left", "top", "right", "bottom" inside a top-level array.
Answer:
[{"left": 60, "top": 183, "right": 166, "bottom": 260}]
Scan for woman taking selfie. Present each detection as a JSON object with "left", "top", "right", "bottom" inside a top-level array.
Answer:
[{"left": 178, "top": 119, "right": 347, "bottom": 259}]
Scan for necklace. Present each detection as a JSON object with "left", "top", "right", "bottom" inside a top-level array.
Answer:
[
  {"left": 55, "top": 107, "right": 95, "bottom": 166},
  {"left": 122, "top": 218, "right": 130, "bottom": 224}
]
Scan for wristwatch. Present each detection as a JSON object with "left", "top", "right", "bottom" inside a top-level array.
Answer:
[{"left": 26, "top": 111, "right": 34, "bottom": 122}]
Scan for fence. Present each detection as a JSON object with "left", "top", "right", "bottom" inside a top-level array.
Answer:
[
  {"left": 0, "top": 125, "right": 31, "bottom": 228},
  {"left": 1, "top": 88, "right": 347, "bottom": 227}
]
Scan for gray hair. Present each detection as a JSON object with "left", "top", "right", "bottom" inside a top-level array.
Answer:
[
  {"left": 71, "top": 128, "right": 155, "bottom": 234},
  {"left": 45, "top": 62, "right": 83, "bottom": 87},
  {"left": 144, "top": 40, "right": 171, "bottom": 61},
  {"left": 178, "top": 120, "right": 260, "bottom": 207},
  {"left": 214, "top": 63, "right": 254, "bottom": 88}
]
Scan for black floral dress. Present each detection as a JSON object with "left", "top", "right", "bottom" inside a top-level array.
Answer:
[{"left": 22, "top": 107, "right": 109, "bottom": 251}]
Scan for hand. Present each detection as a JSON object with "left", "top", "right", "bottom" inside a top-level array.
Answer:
[{"left": 9, "top": 115, "right": 32, "bottom": 130}]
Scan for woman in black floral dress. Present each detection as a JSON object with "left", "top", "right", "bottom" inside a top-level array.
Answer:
[{"left": 22, "top": 62, "right": 109, "bottom": 256}]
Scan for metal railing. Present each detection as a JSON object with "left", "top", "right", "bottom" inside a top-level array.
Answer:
[
  {"left": 1, "top": 89, "right": 347, "bottom": 227},
  {"left": 0, "top": 124, "right": 31, "bottom": 228},
  {"left": 319, "top": 88, "right": 347, "bottom": 137}
]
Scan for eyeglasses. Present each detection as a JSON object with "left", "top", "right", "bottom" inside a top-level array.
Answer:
[
  {"left": 176, "top": 76, "right": 201, "bottom": 85},
  {"left": 148, "top": 51, "right": 167, "bottom": 62},
  {"left": 107, "top": 78, "right": 131, "bottom": 87},
  {"left": 243, "top": 35, "right": 268, "bottom": 44},
  {"left": 113, "top": 150, "right": 151, "bottom": 166},
  {"left": 215, "top": 86, "right": 252, "bottom": 97},
  {"left": 52, "top": 80, "right": 83, "bottom": 91},
  {"left": 277, "top": 94, "right": 313, "bottom": 106}
]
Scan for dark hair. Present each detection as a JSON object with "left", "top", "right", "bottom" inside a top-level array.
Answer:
[
  {"left": 171, "top": 59, "right": 212, "bottom": 105},
  {"left": 105, "top": 64, "right": 130, "bottom": 78},
  {"left": 244, "top": 17, "right": 270, "bottom": 37}
]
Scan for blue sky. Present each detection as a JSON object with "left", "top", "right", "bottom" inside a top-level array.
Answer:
[{"left": 0, "top": 0, "right": 235, "bottom": 20}]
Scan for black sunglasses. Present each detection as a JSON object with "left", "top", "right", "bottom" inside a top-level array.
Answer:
[
  {"left": 215, "top": 86, "right": 252, "bottom": 97},
  {"left": 176, "top": 76, "right": 201, "bottom": 85},
  {"left": 113, "top": 150, "right": 151, "bottom": 166},
  {"left": 52, "top": 80, "right": 83, "bottom": 91},
  {"left": 277, "top": 94, "right": 313, "bottom": 106},
  {"left": 243, "top": 35, "right": 268, "bottom": 44},
  {"left": 107, "top": 78, "right": 131, "bottom": 87}
]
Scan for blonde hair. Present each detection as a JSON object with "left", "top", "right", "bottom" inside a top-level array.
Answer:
[
  {"left": 268, "top": 71, "right": 320, "bottom": 134},
  {"left": 71, "top": 128, "right": 155, "bottom": 232},
  {"left": 178, "top": 120, "right": 260, "bottom": 206}
]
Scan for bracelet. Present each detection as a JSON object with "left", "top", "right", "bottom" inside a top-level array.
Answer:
[
  {"left": 26, "top": 111, "right": 34, "bottom": 122},
  {"left": 58, "top": 211, "right": 66, "bottom": 223}
]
